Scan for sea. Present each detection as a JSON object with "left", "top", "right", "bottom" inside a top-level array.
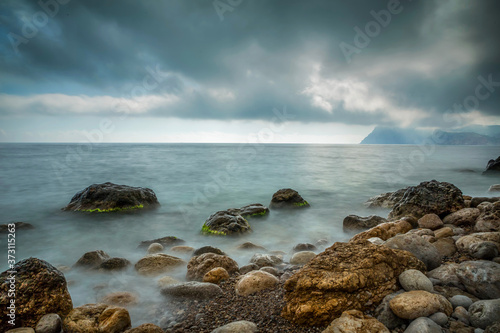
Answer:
[{"left": 0, "top": 143, "right": 498, "bottom": 324}]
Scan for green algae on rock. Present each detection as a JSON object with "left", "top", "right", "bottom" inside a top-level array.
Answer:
[{"left": 201, "top": 210, "right": 251, "bottom": 236}]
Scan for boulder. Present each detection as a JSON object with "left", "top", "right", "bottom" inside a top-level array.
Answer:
[
  {"left": 470, "top": 197, "right": 500, "bottom": 208},
  {"left": 433, "top": 238, "right": 457, "bottom": 257},
  {"left": 404, "top": 317, "right": 442, "bottom": 333},
  {"left": 124, "top": 323, "right": 164, "bottom": 333},
  {"left": 260, "top": 266, "right": 280, "bottom": 276},
  {"left": 0, "top": 258, "right": 73, "bottom": 332},
  {"left": 35, "top": 313, "right": 62, "bottom": 333},
  {"left": 475, "top": 201, "right": 500, "bottom": 232},
  {"left": 63, "top": 182, "right": 159, "bottom": 212},
  {"left": 235, "top": 271, "right": 279, "bottom": 296},
  {"left": 450, "top": 295, "right": 474, "bottom": 310},
  {"left": 0, "top": 222, "right": 34, "bottom": 233},
  {"left": 228, "top": 203, "right": 269, "bottom": 218},
  {"left": 389, "top": 290, "right": 452, "bottom": 319},
  {"left": 147, "top": 243, "right": 163, "bottom": 254},
  {"left": 374, "top": 290, "right": 407, "bottom": 330},
  {"left": 201, "top": 210, "right": 250, "bottom": 236},
  {"left": 161, "top": 282, "right": 223, "bottom": 299},
  {"left": 134, "top": 254, "right": 185, "bottom": 276},
  {"left": 249, "top": 253, "right": 283, "bottom": 268},
  {"left": 443, "top": 208, "right": 481, "bottom": 226},
  {"left": 483, "top": 156, "right": 500, "bottom": 174},
  {"left": 100, "top": 292, "right": 138, "bottom": 307},
  {"left": 239, "top": 263, "right": 259, "bottom": 275},
  {"left": 468, "top": 299, "right": 500, "bottom": 329},
  {"left": 203, "top": 267, "right": 230, "bottom": 284},
  {"left": 74, "top": 250, "right": 110, "bottom": 269},
  {"left": 293, "top": 243, "right": 318, "bottom": 252},
  {"left": 456, "top": 233, "right": 500, "bottom": 259},
  {"left": 269, "top": 188, "right": 310, "bottom": 209},
  {"left": 343, "top": 215, "right": 387, "bottom": 233},
  {"left": 488, "top": 185, "right": 500, "bottom": 192},
  {"left": 211, "top": 320, "right": 258, "bottom": 333},
  {"left": 455, "top": 261, "right": 500, "bottom": 299},
  {"left": 418, "top": 214, "right": 444, "bottom": 230},
  {"left": 427, "top": 264, "right": 463, "bottom": 289},
  {"left": 385, "top": 233, "right": 442, "bottom": 270},
  {"left": 99, "top": 258, "right": 131, "bottom": 271},
  {"left": 63, "top": 303, "right": 131, "bottom": 333},
  {"left": 364, "top": 188, "right": 407, "bottom": 209},
  {"left": 290, "top": 251, "right": 316, "bottom": 265},
  {"left": 434, "top": 227, "right": 454, "bottom": 239},
  {"left": 193, "top": 246, "right": 225, "bottom": 256},
  {"left": 138, "top": 236, "right": 184, "bottom": 249},
  {"left": 281, "top": 241, "right": 425, "bottom": 326},
  {"left": 388, "top": 180, "right": 465, "bottom": 220},
  {"left": 398, "top": 269, "right": 433, "bottom": 292},
  {"left": 350, "top": 220, "right": 413, "bottom": 243},
  {"left": 186, "top": 253, "right": 239, "bottom": 281},
  {"left": 322, "top": 310, "right": 389, "bottom": 333},
  {"left": 156, "top": 276, "right": 180, "bottom": 289}
]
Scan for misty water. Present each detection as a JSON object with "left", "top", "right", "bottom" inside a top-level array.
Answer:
[{"left": 0, "top": 143, "right": 498, "bottom": 325}]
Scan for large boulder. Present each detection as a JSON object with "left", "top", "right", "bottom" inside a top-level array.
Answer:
[
  {"left": 475, "top": 201, "right": 500, "bottom": 232},
  {"left": 483, "top": 156, "right": 500, "bottom": 174},
  {"left": 388, "top": 180, "right": 464, "bottom": 220},
  {"left": 456, "top": 233, "right": 500, "bottom": 259},
  {"left": 235, "top": 271, "right": 279, "bottom": 296},
  {"left": 228, "top": 203, "right": 269, "bottom": 219},
  {"left": 417, "top": 214, "right": 443, "bottom": 230},
  {"left": 322, "top": 310, "right": 389, "bottom": 333},
  {"left": 343, "top": 215, "right": 387, "bottom": 233},
  {"left": 201, "top": 210, "right": 250, "bottom": 236},
  {"left": 349, "top": 220, "right": 413, "bottom": 243},
  {"left": 455, "top": 261, "right": 500, "bottom": 299},
  {"left": 63, "top": 182, "right": 159, "bottom": 212},
  {"left": 269, "top": 188, "right": 309, "bottom": 209},
  {"left": 281, "top": 241, "right": 425, "bottom": 326},
  {"left": 385, "top": 233, "right": 442, "bottom": 270},
  {"left": 62, "top": 303, "right": 131, "bottom": 333},
  {"left": 427, "top": 264, "right": 463, "bottom": 289},
  {"left": 468, "top": 299, "right": 500, "bottom": 329},
  {"left": 0, "top": 258, "right": 73, "bottom": 332},
  {"left": 186, "top": 253, "right": 239, "bottom": 281},
  {"left": 161, "top": 282, "right": 223, "bottom": 299},
  {"left": 389, "top": 290, "right": 452, "bottom": 319},
  {"left": 134, "top": 254, "right": 185, "bottom": 276},
  {"left": 364, "top": 188, "right": 408, "bottom": 209},
  {"left": 443, "top": 208, "right": 480, "bottom": 226}
]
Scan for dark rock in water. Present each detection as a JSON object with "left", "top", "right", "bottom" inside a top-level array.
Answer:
[
  {"left": 99, "top": 258, "right": 131, "bottom": 271},
  {"left": 138, "top": 236, "right": 185, "bottom": 249},
  {"left": 292, "top": 243, "right": 318, "bottom": 252},
  {"left": 269, "top": 188, "right": 310, "bottom": 209},
  {"left": 228, "top": 203, "right": 270, "bottom": 219},
  {"left": 74, "top": 250, "right": 110, "bottom": 269},
  {"left": 63, "top": 182, "right": 159, "bottom": 212},
  {"left": 343, "top": 215, "right": 387, "bottom": 233},
  {"left": 0, "top": 258, "right": 73, "bottom": 332},
  {"left": 201, "top": 210, "right": 250, "bottom": 236},
  {"left": 0, "top": 222, "right": 34, "bottom": 233},
  {"left": 483, "top": 156, "right": 500, "bottom": 174},
  {"left": 388, "top": 180, "right": 465, "bottom": 220},
  {"left": 193, "top": 245, "right": 226, "bottom": 257},
  {"left": 186, "top": 253, "right": 239, "bottom": 281},
  {"left": 364, "top": 188, "right": 408, "bottom": 209}
]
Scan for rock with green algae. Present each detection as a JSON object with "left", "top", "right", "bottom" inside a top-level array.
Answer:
[
  {"left": 201, "top": 210, "right": 251, "bottom": 236},
  {"left": 269, "top": 188, "right": 310, "bottom": 209},
  {"left": 228, "top": 203, "right": 270, "bottom": 219}
]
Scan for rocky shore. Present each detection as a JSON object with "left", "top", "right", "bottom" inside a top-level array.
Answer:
[{"left": 1, "top": 180, "right": 500, "bottom": 333}]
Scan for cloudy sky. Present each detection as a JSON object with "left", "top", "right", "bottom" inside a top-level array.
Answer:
[{"left": 1, "top": 0, "right": 499, "bottom": 143}]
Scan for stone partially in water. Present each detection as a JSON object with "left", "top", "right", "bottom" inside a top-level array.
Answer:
[
  {"left": 343, "top": 215, "right": 387, "bottom": 233},
  {"left": 63, "top": 182, "right": 159, "bottom": 213},
  {"left": 483, "top": 156, "right": 500, "bottom": 174},
  {"left": 228, "top": 203, "right": 270, "bottom": 219},
  {"left": 201, "top": 210, "right": 251, "bottom": 236},
  {"left": 269, "top": 188, "right": 310, "bottom": 209}
]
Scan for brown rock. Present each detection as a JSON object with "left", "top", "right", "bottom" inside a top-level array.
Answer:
[
  {"left": 443, "top": 208, "right": 480, "bottom": 226},
  {"left": 235, "top": 242, "right": 267, "bottom": 251},
  {"left": 475, "top": 201, "right": 500, "bottom": 232},
  {"left": 235, "top": 271, "right": 279, "bottom": 296},
  {"left": 349, "top": 220, "right": 413, "bottom": 243},
  {"left": 269, "top": 188, "right": 310, "bottom": 209},
  {"left": 124, "top": 323, "right": 164, "bottom": 333},
  {"left": 186, "top": 253, "right": 239, "bottom": 281},
  {"left": 343, "top": 215, "right": 387, "bottom": 233},
  {"left": 203, "top": 267, "right": 230, "bottom": 284},
  {"left": 134, "top": 254, "right": 185, "bottom": 276},
  {"left": 74, "top": 250, "right": 110, "bottom": 269},
  {"left": 169, "top": 246, "right": 194, "bottom": 254},
  {"left": 434, "top": 227, "right": 454, "bottom": 238},
  {"left": 418, "top": 214, "right": 444, "bottom": 230},
  {"left": 281, "top": 241, "right": 425, "bottom": 326},
  {"left": 389, "top": 290, "right": 452, "bottom": 320},
  {"left": 63, "top": 303, "right": 131, "bottom": 333},
  {"left": 100, "top": 292, "right": 138, "bottom": 307},
  {"left": 322, "top": 309, "right": 389, "bottom": 333},
  {"left": 433, "top": 238, "right": 457, "bottom": 257}
]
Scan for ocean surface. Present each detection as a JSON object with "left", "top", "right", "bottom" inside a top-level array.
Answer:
[{"left": 0, "top": 143, "right": 499, "bottom": 324}]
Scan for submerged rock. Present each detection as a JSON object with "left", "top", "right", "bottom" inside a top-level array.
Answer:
[
  {"left": 134, "top": 254, "right": 185, "bottom": 276},
  {"left": 228, "top": 203, "right": 270, "bottom": 219},
  {"left": 343, "top": 215, "right": 387, "bottom": 233},
  {"left": 364, "top": 188, "right": 408, "bottom": 209},
  {"left": 63, "top": 303, "right": 131, "bottom": 333},
  {"left": 269, "top": 188, "right": 310, "bottom": 209},
  {"left": 0, "top": 222, "right": 34, "bottom": 233},
  {"left": 193, "top": 246, "right": 226, "bottom": 256},
  {"left": 201, "top": 210, "right": 251, "bottom": 236},
  {"left": 483, "top": 156, "right": 500, "bottom": 174},
  {"left": 0, "top": 258, "right": 73, "bottom": 332},
  {"left": 138, "top": 236, "right": 185, "bottom": 249},
  {"left": 63, "top": 182, "right": 159, "bottom": 212},
  {"left": 281, "top": 240, "right": 425, "bottom": 326},
  {"left": 99, "top": 257, "right": 131, "bottom": 271},
  {"left": 74, "top": 250, "right": 110, "bottom": 269},
  {"left": 388, "top": 180, "right": 464, "bottom": 220}
]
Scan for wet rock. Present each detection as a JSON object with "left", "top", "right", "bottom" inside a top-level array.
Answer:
[
  {"left": 468, "top": 299, "right": 500, "bottom": 329},
  {"left": 389, "top": 290, "right": 452, "bottom": 319},
  {"left": 63, "top": 303, "right": 131, "bottom": 333},
  {"left": 435, "top": 227, "right": 454, "bottom": 239},
  {"left": 292, "top": 243, "right": 318, "bottom": 252},
  {"left": 260, "top": 266, "right": 280, "bottom": 276},
  {"left": 147, "top": 243, "right": 164, "bottom": 254},
  {"left": 452, "top": 306, "right": 470, "bottom": 325},
  {"left": 99, "top": 257, "right": 131, "bottom": 271},
  {"left": 186, "top": 253, "right": 239, "bottom": 281},
  {"left": 211, "top": 320, "right": 258, "bottom": 333},
  {"left": 161, "top": 282, "right": 223, "bottom": 299},
  {"left": 0, "top": 222, "right": 34, "bottom": 233},
  {"left": 269, "top": 188, "right": 310, "bottom": 209},
  {"left": 443, "top": 208, "right": 481, "bottom": 226},
  {"left": 488, "top": 185, "right": 500, "bottom": 192},
  {"left": 282, "top": 241, "right": 425, "bottom": 326},
  {"left": 124, "top": 323, "right": 164, "bottom": 333},
  {"left": 290, "top": 251, "right": 316, "bottom": 265},
  {"left": 228, "top": 203, "right": 269, "bottom": 219},
  {"left": 201, "top": 210, "right": 250, "bottom": 236},
  {"left": 322, "top": 309, "right": 389, "bottom": 333},
  {"left": 63, "top": 182, "right": 159, "bottom": 212},
  {"left": 193, "top": 246, "right": 225, "bottom": 256},
  {"left": 451, "top": 295, "right": 474, "bottom": 310},
  {"left": 35, "top": 313, "right": 62, "bottom": 333},
  {"left": 134, "top": 254, "right": 185, "bottom": 276},
  {"left": 399, "top": 269, "right": 433, "bottom": 292},
  {"left": 350, "top": 220, "right": 413, "bottom": 243},
  {"left": 100, "top": 292, "right": 138, "bottom": 307},
  {"left": 0, "top": 258, "right": 72, "bottom": 332},
  {"left": 235, "top": 242, "right": 267, "bottom": 251},
  {"left": 404, "top": 317, "right": 442, "bottom": 333},
  {"left": 235, "top": 271, "right": 279, "bottom": 296},
  {"left": 418, "top": 214, "right": 444, "bottom": 230},
  {"left": 483, "top": 156, "right": 500, "bottom": 174},
  {"left": 157, "top": 276, "right": 180, "bottom": 289},
  {"left": 239, "top": 263, "right": 259, "bottom": 275},
  {"left": 169, "top": 245, "right": 194, "bottom": 255},
  {"left": 139, "top": 236, "right": 184, "bottom": 249},
  {"left": 74, "top": 250, "right": 110, "bottom": 269},
  {"left": 475, "top": 201, "right": 500, "bottom": 232},
  {"left": 374, "top": 290, "right": 407, "bottom": 330},
  {"left": 470, "top": 197, "right": 500, "bottom": 208},
  {"left": 202, "top": 267, "right": 229, "bottom": 284},
  {"left": 249, "top": 253, "right": 283, "bottom": 268},
  {"left": 429, "top": 312, "right": 449, "bottom": 326},
  {"left": 433, "top": 238, "right": 457, "bottom": 257},
  {"left": 343, "top": 215, "right": 387, "bottom": 233},
  {"left": 385, "top": 233, "right": 442, "bottom": 270},
  {"left": 389, "top": 180, "right": 465, "bottom": 220},
  {"left": 364, "top": 188, "right": 407, "bottom": 209},
  {"left": 455, "top": 261, "right": 500, "bottom": 299}
]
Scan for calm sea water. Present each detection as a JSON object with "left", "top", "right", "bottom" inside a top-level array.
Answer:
[{"left": 0, "top": 143, "right": 498, "bottom": 324}]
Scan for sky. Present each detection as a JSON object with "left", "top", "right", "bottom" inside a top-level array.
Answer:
[{"left": 1, "top": 0, "right": 499, "bottom": 143}]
